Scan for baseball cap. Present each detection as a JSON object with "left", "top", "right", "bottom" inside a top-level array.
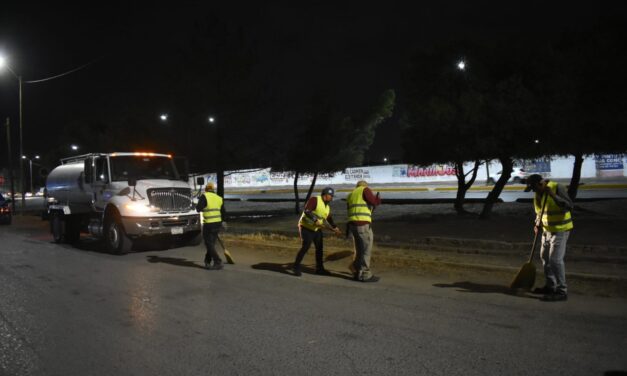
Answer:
[
  {"left": 321, "top": 187, "right": 335, "bottom": 196},
  {"left": 522, "top": 174, "right": 542, "bottom": 192}
]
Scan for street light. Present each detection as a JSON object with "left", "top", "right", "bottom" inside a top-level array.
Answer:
[
  {"left": 0, "top": 54, "right": 25, "bottom": 211},
  {"left": 71, "top": 144, "right": 79, "bottom": 151},
  {"left": 208, "top": 116, "right": 215, "bottom": 124},
  {"left": 457, "top": 60, "right": 466, "bottom": 71},
  {"left": 21, "top": 155, "right": 39, "bottom": 194},
  {"left": 160, "top": 114, "right": 168, "bottom": 121}
]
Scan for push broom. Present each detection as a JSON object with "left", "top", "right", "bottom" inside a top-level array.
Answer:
[{"left": 510, "top": 192, "right": 548, "bottom": 291}]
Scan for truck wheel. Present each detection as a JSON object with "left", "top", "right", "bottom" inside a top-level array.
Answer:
[
  {"left": 51, "top": 212, "right": 65, "bottom": 243},
  {"left": 64, "top": 216, "right": 81, "bottom": 244},
  {"left": 182, "top": 231, "right": 202, "bottom": 247},
  {"left": 104, "top": 214, "right": 132, "bottom": 254}
]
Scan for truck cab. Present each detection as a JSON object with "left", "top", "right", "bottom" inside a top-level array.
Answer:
[{"left": 46, "top": 152, "right": 201, "bottom": 253}]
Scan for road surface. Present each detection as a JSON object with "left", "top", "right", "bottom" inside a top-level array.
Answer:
[{"left": 1, "top": 217, "right": 626, "bottom": 375}]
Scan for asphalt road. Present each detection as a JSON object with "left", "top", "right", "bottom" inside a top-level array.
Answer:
[{"left": 1, "top": 218, "right": 626, "bottom": 376}]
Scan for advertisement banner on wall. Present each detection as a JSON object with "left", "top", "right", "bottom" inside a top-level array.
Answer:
[
  {"left": 595, "top": 154, "right": 624, "bottom": 177},
  {"left": 523, "top": 158, "right": 552, "bottom": 174}
]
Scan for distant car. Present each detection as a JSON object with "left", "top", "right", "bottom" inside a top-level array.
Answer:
[
  {"left": 0, "top": 193, "right": 12, "bottom": 225},
  {"left": 488, "top": 167, "right": 529, "bottom": 184},
  {"left": 35, "top": 187, "right": 46, "bottom": 196}
]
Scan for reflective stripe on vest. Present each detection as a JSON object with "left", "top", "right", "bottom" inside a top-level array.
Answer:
[
  {"left": 534, "top": 181, "right": 573, "bottom": 232},
  {"left": 299, "top": 196, "right": 330, "bottom": 231},
  {"left": 347, "top": 186, "right": 372, "bottom": 223},
  {"left": 202, "top": 192, "right": 223, "bottom": 224}
]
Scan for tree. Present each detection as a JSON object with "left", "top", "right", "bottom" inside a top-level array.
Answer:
[
  {"left": 544, "top": 21, "right": 627, "bottom": 200},
  {"left": 286, "top": 89, "right": 395, "bottom": 213},
  {"left": 401, "top": 45, "right": 486, "bottom": 214}
]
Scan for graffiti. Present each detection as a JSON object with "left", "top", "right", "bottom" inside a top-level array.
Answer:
[{"left": 407, "top": 165, "right": 456, "bottom": 177}]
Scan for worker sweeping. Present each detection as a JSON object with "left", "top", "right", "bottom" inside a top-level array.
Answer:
[
  {"left": 196, "top": 182, "right": 226, "bottom": 270},
  {"left": 346, "top": 180, "right": 381, "bottom": 282},
  {"left": 292, "top": 187, "right": 342, "bottom": 277},
  {"left": 523, "top": 174, "right": 573, "bottom": 302}
]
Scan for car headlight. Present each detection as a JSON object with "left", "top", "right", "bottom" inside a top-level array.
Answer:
[{"left": 125, "top": 202, "right": 160, "bottom": 214}]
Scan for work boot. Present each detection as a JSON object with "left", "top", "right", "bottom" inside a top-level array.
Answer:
[
  {"left": 315, "top": 268, "right": 331, "bottom": 276},
  {"left": 540, "top": 293, "right": 567, "bottom": 302},
  {"left": 209, "top": 263, "right": 223, "bottom": 270},
  {"left": 293, "top": 265, "right": 302, "bottom": 277},
  {"left": 532, "top": 286, "right": 553, "bottom": 294},
  {"left": 360, "top": 275, "right": 380, "bottom": 283}
]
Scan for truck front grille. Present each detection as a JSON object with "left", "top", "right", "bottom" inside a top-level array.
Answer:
[{"left": 147, "top": 188, "right": 192, "bottom": 213}]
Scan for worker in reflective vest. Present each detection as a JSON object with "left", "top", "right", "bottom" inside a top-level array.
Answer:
[
  {"left": 292, "top": 186, "right": 341, "bottom": 277},
  {"left": 196, "top": 182, "right": 225, "bottom": 270},
  {"left": 347, "top": 180, "right": 381, "bottom": 282},
  {"left": 524, "top": 174, "right": 573, "bottom": 301}
]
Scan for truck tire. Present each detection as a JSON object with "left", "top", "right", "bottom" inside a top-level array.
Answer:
[
  {"left": 64, "top": 216, "right": 81, "bottom": 244},
  {"left": 51, "top": 212, "right": 65, "bottom": 243},
  {"left": 104, "top": 214, "right": 132, "bottom": 254},
  {"left": 180, "top": 231, "right": 202, "bottom": 247}
]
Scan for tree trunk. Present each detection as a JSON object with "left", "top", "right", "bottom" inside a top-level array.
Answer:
[
  {"left": 293, "top": 171, "right": 300, "bottom": 214},
  {"left": 454, "top": 160, "right": 480, "bottom": 215},
  {"left": 480, "top": 157, "right": 513, "bottom": 220},
  {"left": 304, "top": 172, "right": 318, "bottom": 204},
  {"left": 568, "top": 153, "right": 584, "bottom": 201}
]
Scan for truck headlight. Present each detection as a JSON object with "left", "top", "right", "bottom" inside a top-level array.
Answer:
[{"left": 125, "top": 203, "right": 160, "bottom": 214}]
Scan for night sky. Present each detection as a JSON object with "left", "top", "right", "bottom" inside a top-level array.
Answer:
[{"left": 1, "top": 2, "right": 626, "bottom": 168}]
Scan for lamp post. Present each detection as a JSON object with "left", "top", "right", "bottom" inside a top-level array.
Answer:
[
  {"left": 21, "top": 155, "right": 39, "bottom": 194},
  {"left": 0, "top": 55, "right": 25, "bottom": 211}
]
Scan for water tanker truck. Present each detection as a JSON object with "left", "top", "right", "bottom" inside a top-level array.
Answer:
[{"left": 45, "top": 152, "right": 201, "bottom": 253}]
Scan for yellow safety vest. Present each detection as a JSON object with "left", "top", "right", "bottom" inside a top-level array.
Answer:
[
  {"left": 347, "top": 186, "right": 372, "bottom": 223},
  {"left": 299, "top": 196, "right": 330, "bottom": 231},
  {"left": 534, "top": 181, "right": 573, "bottom": 232},
  {"left": 202, "top": 192, "right": 223, "bottom": 224}
]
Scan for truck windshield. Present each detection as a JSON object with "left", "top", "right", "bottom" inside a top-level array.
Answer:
[{"left": 109, "top": 156, "right": 180, "bottom": 182}]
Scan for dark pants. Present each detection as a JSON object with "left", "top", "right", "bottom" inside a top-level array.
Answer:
[
  {"left": 294, "top": 226, "right": 324, "bottom": 270},
  {"left": 202, "top": 223, "right": 222, "bottom": 265}
]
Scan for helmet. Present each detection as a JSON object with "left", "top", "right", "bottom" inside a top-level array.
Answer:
[
  {"left": 205, "top": 182, "right": 215, "bottom": 191},
  {"left": 321, "top": 187, "right": 335, "bottom": 196}
]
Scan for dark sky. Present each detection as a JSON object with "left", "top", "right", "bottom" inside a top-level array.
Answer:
[{"left": 1, "top": 1, "right": 626, "bottom": 167}]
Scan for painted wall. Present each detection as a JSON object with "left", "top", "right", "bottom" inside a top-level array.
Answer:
[{"left": 190, "top": 154, "right": 627, "bottom": 189}]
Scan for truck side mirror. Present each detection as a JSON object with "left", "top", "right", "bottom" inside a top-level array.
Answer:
[
  {"left": 128, "top": 177, "right": 137, "bottom": 187},
  {"left": 84, "top": 159, "right": 93, "bottom": 183},
  {"left": 196, "top": 177, "right": 205, "bottom": 186}
]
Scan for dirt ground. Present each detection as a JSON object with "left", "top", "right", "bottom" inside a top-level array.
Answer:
[
  {"left": 225, "top": 198, "right": 627, "bottom": 247},
  {"left": 223, "top": 198, "right": 627, "bottom": 298}
]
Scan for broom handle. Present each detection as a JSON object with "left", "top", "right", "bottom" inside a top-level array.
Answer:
[{"left": 528, "top": 193, "right": 549, "bottom": 262}]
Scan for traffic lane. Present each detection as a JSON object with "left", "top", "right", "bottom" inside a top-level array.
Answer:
[{"left": 1, "top": 222, "right": 626, "bottom": 375}]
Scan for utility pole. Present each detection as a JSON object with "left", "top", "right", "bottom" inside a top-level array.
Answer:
[{"left": 5, "top": 117, "right": 16, "bottom": 213}]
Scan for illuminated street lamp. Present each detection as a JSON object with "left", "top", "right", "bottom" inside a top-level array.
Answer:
[
  {"left": 208, "top": 116, "right": 215, "bottom": 124},
  {"left": 457, "top": 60, "right": 466, "bottom": 71},
  {"left": 21, "top": 155, "right": 39, "bottom": 194},
  {"left": 0, "top": 54, "right": 25, "bottom": 210},
  {"left": 71, "top": 144, "right": 79, "bottom": 151},
  {"left": 160, "top": 114, "right": 168, "bottom": 121}
]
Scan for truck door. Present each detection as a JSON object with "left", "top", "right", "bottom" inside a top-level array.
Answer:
[{"left": 92, "top": 156, "right": 110, "bottom": 211}]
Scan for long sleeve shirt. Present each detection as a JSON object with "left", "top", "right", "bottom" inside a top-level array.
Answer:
[
  {"left": 352, "top": 187, "right": 382, "bottom": 226},
  {"left": 303, "top": 197, "right": 338, "bottom": 229}
]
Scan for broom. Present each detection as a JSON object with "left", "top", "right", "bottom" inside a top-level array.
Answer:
[
  {"left": 217, "top": 236, "right": 235, "bottom": 264},
  {"left": 510, "top": 192, "right": 548, "bottom": 291}
]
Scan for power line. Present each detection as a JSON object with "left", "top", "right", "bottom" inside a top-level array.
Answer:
[{"left": 24, "top": 57, "right": 101, "bottom": 84}]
